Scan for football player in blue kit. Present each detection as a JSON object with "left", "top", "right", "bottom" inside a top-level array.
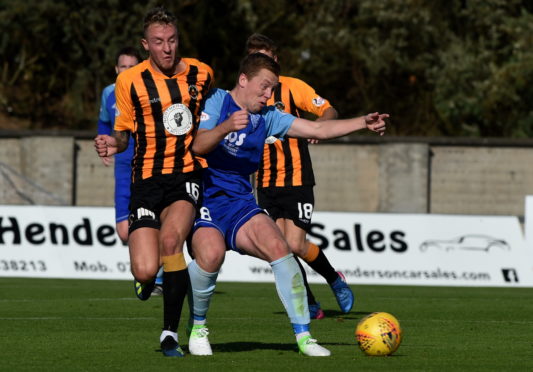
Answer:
[
  {"left": 186, "top": 53, "right": 387, "bottom": 357},
  {"left": 96, "top": 46, "right": 165, "bottom": 293},
  {"left": 97, "top": 46, "right": 141, "bottom": 243}
]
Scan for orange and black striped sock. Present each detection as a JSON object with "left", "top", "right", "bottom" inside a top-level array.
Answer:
[{"left": 303, "top": 242, "right": 338, "bottom": 284}]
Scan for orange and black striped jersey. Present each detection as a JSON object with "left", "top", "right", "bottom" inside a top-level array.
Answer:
[
  {"left": 256, "top": 75, "right": 332, "bottom": 188},
  {"left": 114, "top": 58, "right": 214, "bottom": 183}
]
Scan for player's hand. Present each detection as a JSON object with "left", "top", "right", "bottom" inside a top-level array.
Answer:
[
  {"left": 365, "top": 112, "right": 388, "bottom": 136},
  {"left": 222, "top": 110, "right": 249, "bottom": 133},
  {"left": 94, "top": 134, "right": 118, "bottom": 157},
  {"left": 101, "top": 156, "right": 113, "bottom": 167}
]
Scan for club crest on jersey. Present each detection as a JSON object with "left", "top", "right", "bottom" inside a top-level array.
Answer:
[
  {"left": 274, "top": 101, "right": 285, "bottom": 112},
  {"left": 250, "top": 113, "right": 260, "bottom": 130},
  {"left": 189, "top": 85, "right": 198, "bottom": 100},
  {"left": 163, "top": 103, "right": 193, "bottom": 136},
  {"left": 312, "top": 97, "right": 325, "bottom": 107}
]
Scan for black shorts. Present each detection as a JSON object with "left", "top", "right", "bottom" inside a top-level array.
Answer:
[
  {"left": 128, "top": 171, "right": 203, "bottom": 233},
  {"left": 256, "top": 186, "right": 314, "bottom": 232}
]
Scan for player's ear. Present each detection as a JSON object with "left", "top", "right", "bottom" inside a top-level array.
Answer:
[
  {"left": 238, "top": 73, "right": 248, "bottom": 88},
  {"left": 141, "top": 38, "right": 149, "bottom": 52}
]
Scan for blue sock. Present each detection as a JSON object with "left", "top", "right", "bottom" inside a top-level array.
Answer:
[
  {"left": 155, "top": 266, "right": 164, "bottom": 285},
  {"left": 270, "top": 253, "right": 310, "bottom": 325},
  {"left": 292, "top": 323, "right": 310, "bottom": 335},
  {"left": 188, "top": 260, "right": 218, "bottom": 319}
]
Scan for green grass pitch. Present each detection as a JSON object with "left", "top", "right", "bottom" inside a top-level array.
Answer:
[{"left": 2, "top": 278, "right": 533, "bottom": 371}]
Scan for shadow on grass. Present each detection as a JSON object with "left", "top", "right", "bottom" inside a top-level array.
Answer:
[
  {"left": 155, "top": 343, "right": 296, "bottom": 355},
  {"left": 157, "top": 342, "right": 406, "bottom": 355},
  {"left": 272, "top": 309, "right": 371, "bottom": 320},
  {"left": 154, "top": 343, "right": 296, "bottom": 354},
  {"left": 212, "top": 341, "right": 297, "bottom": 353}
]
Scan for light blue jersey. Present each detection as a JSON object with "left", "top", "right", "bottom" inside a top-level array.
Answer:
[
  {"left": 200, "top": 88, "right": 294, "bottom": 198},
  {"left": 194, "top": 88, "right": 295, "bottom": 250},
  {"left": 97, "top": 84, "right": 116, "bottom": 135},
  {"left": 97, "top": 83, "right": 134, "bottom": 223}
]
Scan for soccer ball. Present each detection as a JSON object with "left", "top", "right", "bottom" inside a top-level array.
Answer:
[{"left": 355, "top": 312, "right": 402, "bottom": 356}]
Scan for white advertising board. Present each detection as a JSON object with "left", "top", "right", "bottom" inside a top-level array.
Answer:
[
  {"left": 525, "top": 196, "right": 533, "bottom": 249},
  {"left": 1, "top": 206, "right": 533, "bottom": 287},
  {"left": 0, "top": 205, "right": 131, "bottom": 279},
  {"left": 218, "top": 211, "right": 533, "bottom": 287}
]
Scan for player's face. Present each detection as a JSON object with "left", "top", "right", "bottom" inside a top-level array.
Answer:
[
  {"left": 243, "top": 68, "right": 278, "bottom": 113},
  {"left": 142, "top": 23, "right": 178, "bottom": 75},
  {"left": 115, "top": 55, "right": 139, "bottom": 75}
]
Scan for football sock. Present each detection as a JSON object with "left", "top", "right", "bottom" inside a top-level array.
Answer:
[
  {"left": 270, "top": 253, "right": 310, "bottom": 325},
  {"left": 192, "top": 316, "right": 207, "bottom": 326},
  {"left": 188, "top": 259, "right": 218, "bottom": 318},
  {"left": 295, "top": 330, "right": 311, "bottom": 341},
  {"left": 155, "top": 266, "right": 164, "bottom": 285},
  {"left": 304, "top": 242, "right": 338, "bottom": 284},
  {"left": 162, "top": 252, "right": 187, "bottom": 271},
  {"left": 294, "top": 256, "right": 317, "bottom": 305},
  {"left": 162, "top": 253, "right": 189, "bottom": 332},
  {"left": 160, "top": 330, "right": 178, "bottom": 343}
]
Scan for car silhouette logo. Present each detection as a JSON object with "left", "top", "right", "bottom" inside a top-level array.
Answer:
[{"left": 419, "top": 234, "right": 510, "bottom": 252}]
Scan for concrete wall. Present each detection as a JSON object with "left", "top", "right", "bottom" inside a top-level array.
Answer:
[
  {"left": 0, "top": 136, "right": 73, "bottom": 205},
  {"left": 430, "top": 146, "right": 533, "bottom": 216},
  {"left": 75, "top": 140, "right": 114, "bottom": 206},
  {"left": 1, "top": 134, "right": 532, "bottom": 218}
]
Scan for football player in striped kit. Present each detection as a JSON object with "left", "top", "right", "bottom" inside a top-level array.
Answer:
[
  {"left": 247, "top": 34, "right": 354, "bottom": 319},
  {"left": 95, "top": 6, "right": 214, "bottom": 357}
]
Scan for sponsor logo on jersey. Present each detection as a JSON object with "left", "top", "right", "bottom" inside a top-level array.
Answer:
[
  {"left": 224, "top": 132, "right": 247, "bottom": 156},
  {"left": 312, "top": 97, "right": 325, "bottom": 107},
  {"left": 163, "top": 103, "right": 193, "bottom": 136},
  {"left": 200, "top": 112, "right": 210, "bottom": 122},
  {"left": 136, "top": 208, "right": 156, "bottom": 220}
]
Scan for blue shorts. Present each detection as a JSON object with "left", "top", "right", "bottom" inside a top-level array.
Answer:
[
  {"left": 114, "top": 140, "right": 134, "bottom": 223},
  {"left": 193, "top": 191, "right": 264, "bottom": 252}
]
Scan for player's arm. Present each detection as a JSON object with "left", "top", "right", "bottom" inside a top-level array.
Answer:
[
  {"left": 113, "top": 130, "right": 130, "bottom": 152},
  {"left": 287, "top": 112, "right": 388, "bottom": 140},
  {"left": 94, "top": 130, "right": 130, "bottom": 158},
  {"left": 316, "top": 107, "right": 338, "bottom": 122},
  {"left": 307, "top": 107, "right": 339, "bottom": 144},
  {"left": 193, "top": 110, "right": 249, "bottom": 155}
]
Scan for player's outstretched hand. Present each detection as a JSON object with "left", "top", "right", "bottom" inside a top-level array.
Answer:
[
  {"left": 365, "top": 112, "right": 388, "bottom": 136},
  {"left": 223, "top": 110, "right": 249, "bottom": 133},
  {"left": 94, "top": 134, "right": 118, "bottom": 158}
]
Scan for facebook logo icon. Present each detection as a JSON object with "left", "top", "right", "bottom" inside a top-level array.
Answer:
[{"left": 502, "top": 268, "right": 519, "bottom": 283}]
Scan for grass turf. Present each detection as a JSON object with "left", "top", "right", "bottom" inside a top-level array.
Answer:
[{"left": 1, "top": 278, "right": 533, "bottom": 371}]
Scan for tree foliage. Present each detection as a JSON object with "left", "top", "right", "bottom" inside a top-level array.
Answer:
[{"left": 0, "top": 0, "right": 532, "bottom": 137}]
